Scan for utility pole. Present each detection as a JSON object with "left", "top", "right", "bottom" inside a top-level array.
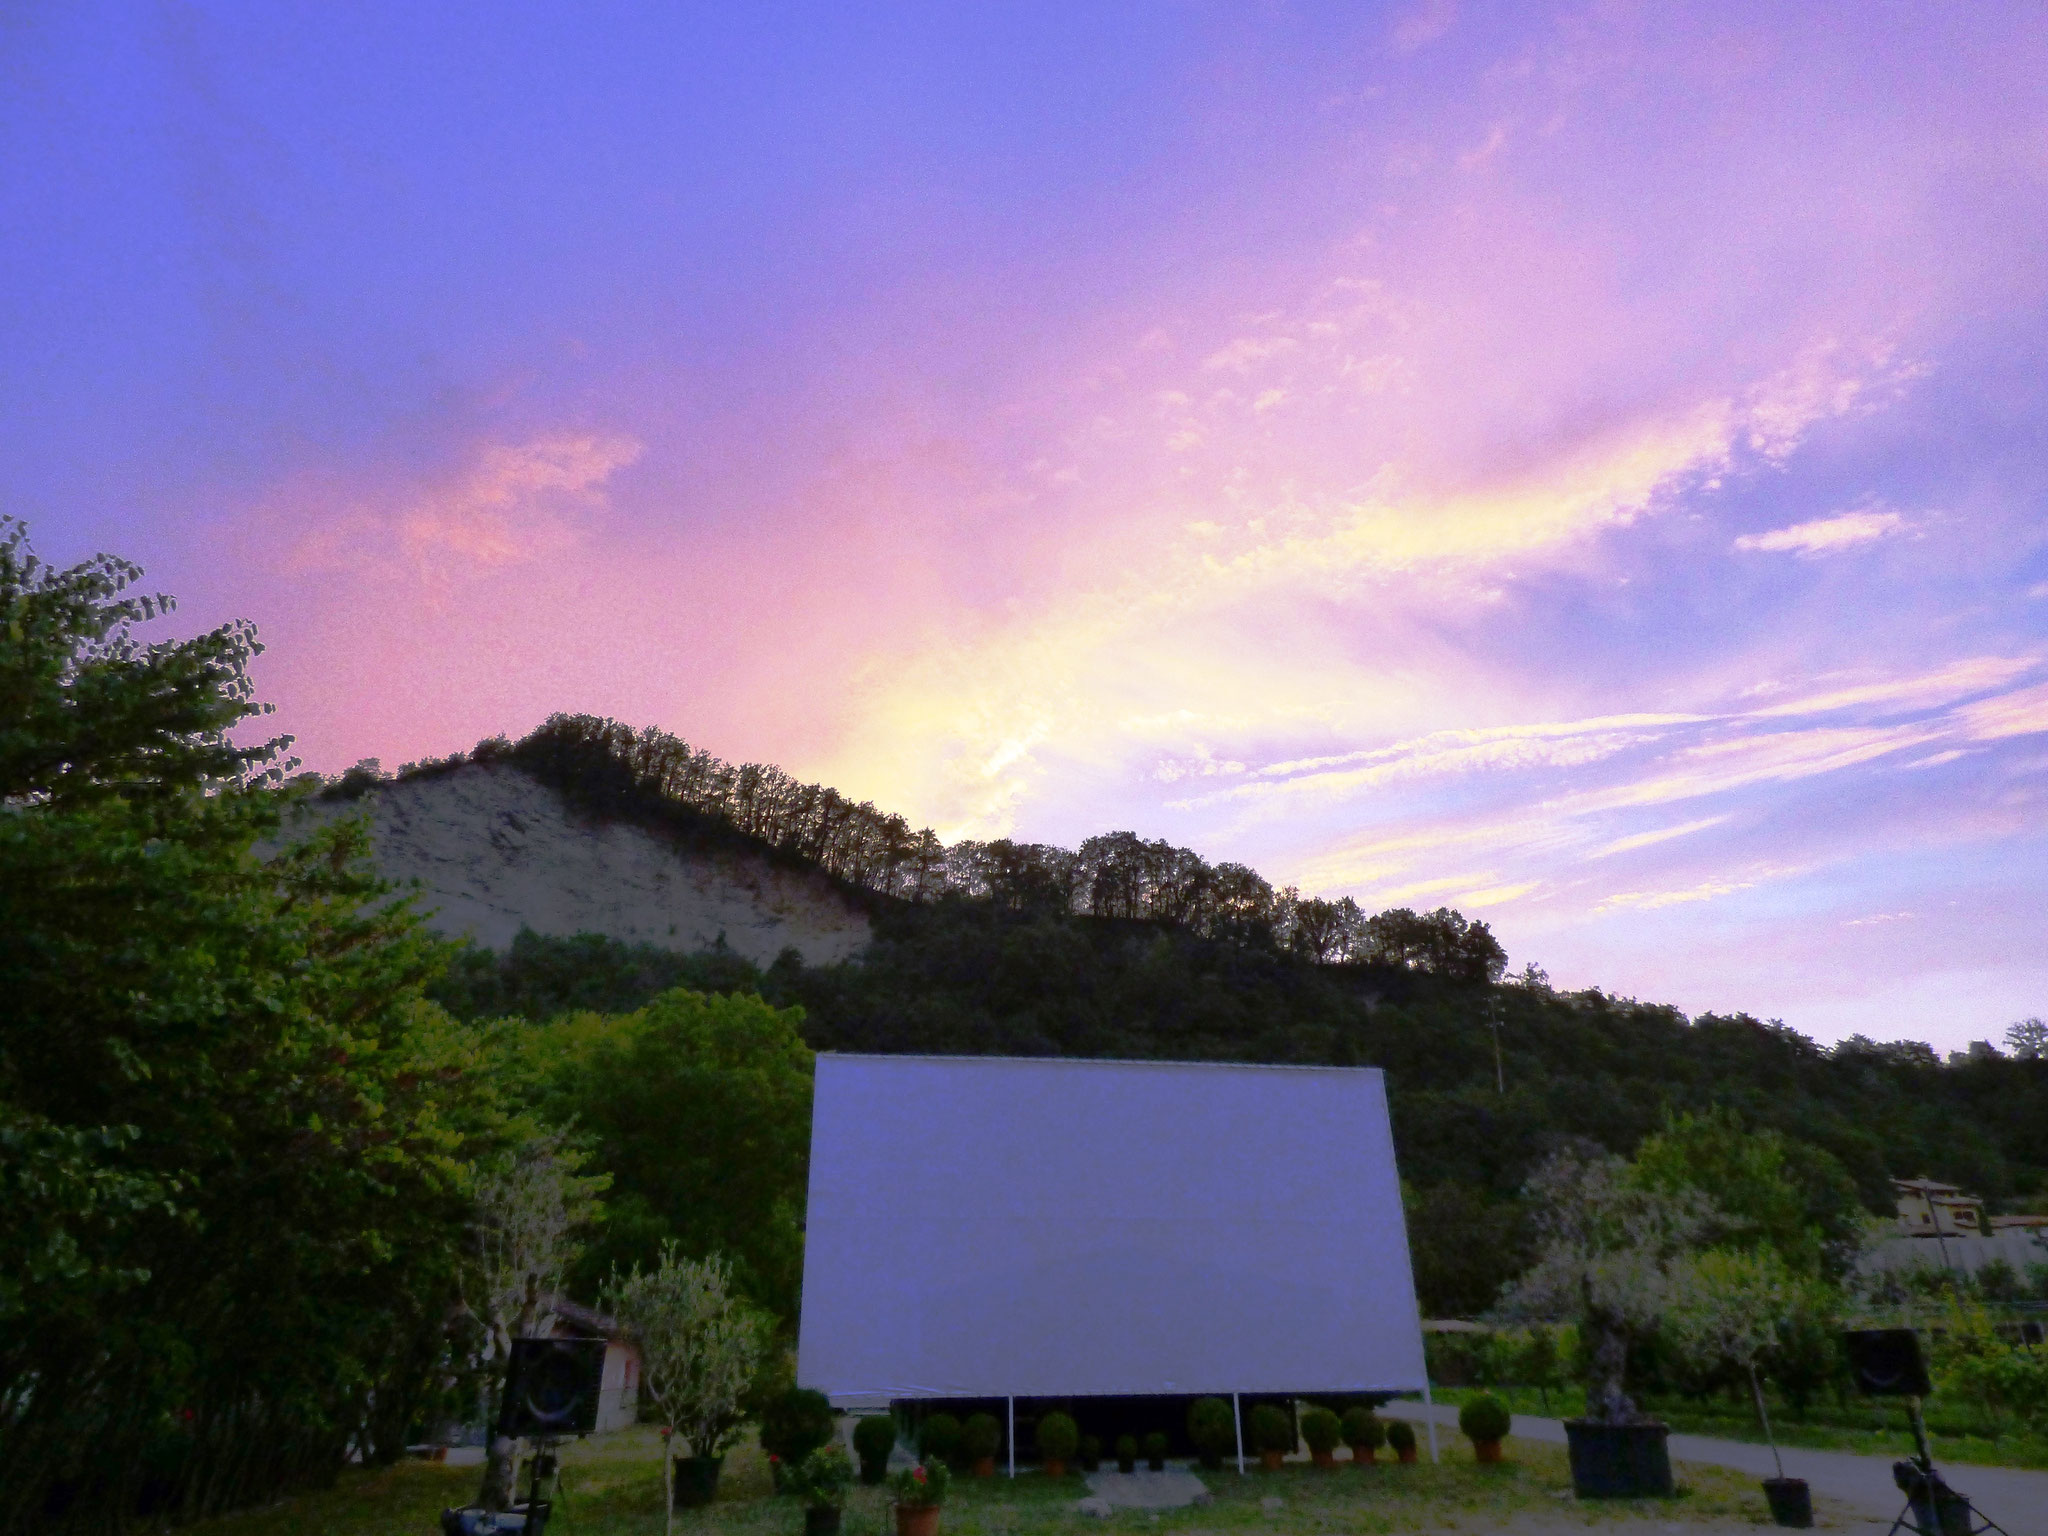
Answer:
[{"left": 1488, "top": 998, "right": 1504, "bottom": 1095}]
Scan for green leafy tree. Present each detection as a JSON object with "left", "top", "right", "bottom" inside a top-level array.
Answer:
[
  {"left": 514, "top": 988, "right": 814, "bottom": 1319},
  {"left": 1633, "top": 1108, "right": 1863, "bottom": 1277},
  {"left": 0, "top": 521, "right": 501, "bottom": 1532}
]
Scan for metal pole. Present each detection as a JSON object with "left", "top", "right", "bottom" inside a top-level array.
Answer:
[
  {"left": 1007, "top": 1397, "right": 1015, "bottom": 1479},
  {"left": 1232, "top": 1393, "right": 1245, "bottom": 1475},
  {"left": 1490, "top": 1000, "right": 1504, "bottom": 1095},
  {"left": 1420, "top": 1378, "right": 1439, "bottom": 1464}
]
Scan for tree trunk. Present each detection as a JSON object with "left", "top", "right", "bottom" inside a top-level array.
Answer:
[
  {"left": 1582, "top": 1307, "right": 1636, "bottom": 1424},
  {"left": 476, "top": 1276, "right": 548, "bottom": 1511}
]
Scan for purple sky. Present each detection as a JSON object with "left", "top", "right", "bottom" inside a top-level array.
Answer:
[{"left": 7, "top": 3, "right": 2048, "bottom": 1049}]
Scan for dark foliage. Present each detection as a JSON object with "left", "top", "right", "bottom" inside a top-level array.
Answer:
[
  {"left": 435, "top": 923, "right": 2048, "bottom": 1319},
  {"left": 759, "top": 1388, "right": 838, "bottom": 1471}
]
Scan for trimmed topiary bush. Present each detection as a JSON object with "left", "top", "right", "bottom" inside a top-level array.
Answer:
[
  {"left": 1115, "top": 1433, "right": 1138, "bottom": 1472},
  {"left": 1079, "top": 1434, "right": 1102, "bottom": 1471},
  {"left": 1341, "top": 1407, "right": 1384, "bottom": 1453},
  {"left": 1300, "top": 1408, "right": 1341, "bottom": 1456},
  {"left": 1187, "top": 1397, "right": 1234, "bottom": 1469},
  {"left": 917, "top": 1412, "right": 961, "bottom": 1467},
  {"left": 1249, "top": 1404, "right": 1293, "bottom": 1456},
  {"left": 1459, "top": 1394, "right": 1511, "bottom": 1449},
  {"left": 961, "top": 1412, "right": 1002, "bottom": 1466},
  {"left": 853, "top": 1415, "right": 897, "bottom": 1485},
  {"left": 1036, "top": 1412, "right": 1079, "bottom": 1468},
  {"left": 760, "top": 1387, "right": 838, "bottom": 1483},
  {"left": 1385, "top": 1420, "right": 1416, "bottom": 1460},
  {"left": 1142, "top": 1431, "right": 1168, "bottom": 1470}
]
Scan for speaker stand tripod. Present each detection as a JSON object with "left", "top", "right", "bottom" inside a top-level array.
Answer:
[
  {"left": 1882, "top": 1399, "right": 2007, "bottom": 1536},
  {"left": 516, "top": 1438, "right": 561, "bottom": 1536}
]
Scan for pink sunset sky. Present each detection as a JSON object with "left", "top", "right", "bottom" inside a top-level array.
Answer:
[{"left": 6, "top": 3, "right": 2048, "bottom": 1049}]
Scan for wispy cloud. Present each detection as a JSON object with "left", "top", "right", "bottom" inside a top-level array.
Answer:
[
  {"left": 1735, "top": 508, "right": 1907, "bottom": 556},
  {"left": 283, "top": 432, "right": 642, "bottom": 583}
]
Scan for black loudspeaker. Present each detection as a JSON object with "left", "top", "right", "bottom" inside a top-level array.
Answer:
[
  {"left": 1844, "top": 1329, "right": 1932, "bottom": 1397},
  {"left": 498, "top": 1337, "right": 608, "bottom": 1438}
]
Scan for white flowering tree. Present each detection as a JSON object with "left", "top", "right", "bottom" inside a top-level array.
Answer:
[
  {"left": 605, "top": 1245, "right": 770, "bottom": 1536},
  {"left": 472, "top": 1129, "right": 607, "bottom": 1511},
  {"left": 1500, "top": 1146, "right": 1719, "bottom": 1424}
]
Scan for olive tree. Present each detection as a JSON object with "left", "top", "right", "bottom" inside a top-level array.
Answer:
[
  {"left": 605, "top": 1246, "right": 769, "bottom": 1536},
  {"left": 1663, "top": 1248, "right": 1831, "bottom": 1478},
  {"left": 471, "top": 1131, "right": 607, "bottom": 1511},
  {"left": 1499, "top": 1146, "right": 1718, "bottom": 1423}
]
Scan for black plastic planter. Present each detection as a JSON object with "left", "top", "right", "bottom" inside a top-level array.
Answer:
[
  {"left": 805, "top": 1507, "right": 843, "bottom": 1536},
  {"left": 672, "top": 1455, "right": 725, "bottom": 1508},
  {"left": 1562, "top": 1420, "right": 1674, "bottom": 1499},
  {"left": 1763, "top": 1477, "right": 1811, "bottom": 1528}
]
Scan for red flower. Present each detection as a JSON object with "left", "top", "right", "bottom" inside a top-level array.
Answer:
[
  {"left": 912, "top": 1466, "right": 927, "bottom": 1483},
  {"left": 770, "top": 1454, "right": 780, "bottom": 1463}
]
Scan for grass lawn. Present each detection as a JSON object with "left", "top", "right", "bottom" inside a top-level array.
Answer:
[
  {"left": 187, "top": 1429, "right": 1803, "bottom": 1536},
  {"left": 1429, "top": 1386, "right": 2048, "bottom": 1472}
]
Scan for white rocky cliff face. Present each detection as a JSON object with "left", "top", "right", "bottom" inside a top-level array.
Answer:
[{"left": 301, "top": 762, "right": 872, "bottom": 966}]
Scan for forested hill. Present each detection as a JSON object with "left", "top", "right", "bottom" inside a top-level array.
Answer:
[{"left": 350, "top": 716, "right": 2048, "bottom": 1315}]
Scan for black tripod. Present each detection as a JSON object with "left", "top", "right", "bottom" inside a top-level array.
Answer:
[
  {"left": 516, "top": 1438, "right": 561, "bottom": 1536},
  {"left": 1882, "top": 1400, "right": 2008, "bottom": 1536}
]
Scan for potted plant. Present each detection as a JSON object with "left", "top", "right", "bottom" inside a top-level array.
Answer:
[
  {"left": 1341, "top": 1407, "right": 1384, "bottom": 1464},
  {"left": 1664, "top": 1248, "right": 1824, "bottom": 1528},
  {"left": 1458, "top": 1395, "right": 1511, "bottom": 1464},
  {"left": 788, "top": 1445, "right": 855, "bottom": 1536},
  {"left": 889, "top": 1461, "right": 950, "bottom": 1536},
  {"left": 1187, "top": 1398, "right": 1234, "bottom": 1471},
  {"left": 604, "top": 1246, "right": 770, "bottom": 1531},
  {"left": 1079, "top": 1435, "right": 1103, "bottom": 1473},
  {"left": 1501, "top": 1148, "right": 1717, "bottom": 1499},
  {"left": 1300, "top": 1408, "right": 1341, "bottom": 1470},
  {"left": 916, "top": 1413, "right": 961, "bottom": 1471},
  {"left": 854, "top": 1416, "right": 898, "bottom": 1487},
  {"left": 1114, "top": 1433, "right": 1138, "bottom": 1474},
  {"left": 761, "top": 1388, "right": 838, "bottom": 1493},
  {"left": 1142, "top": 1431, "right": 1168, "bottom": 1472},
  {"left": 1248, "top": 1405, "right": 1292, "bottom": 1471},
  {"left": 961, "top": 1414, "right": 1002, "bottom": 1477},
  {"left": 1036, "top": 1412, "right": 1079, "bottom": 1478},
  {"left": 1385, "top": 1421, "right": 1417, "bottom": 1464}
]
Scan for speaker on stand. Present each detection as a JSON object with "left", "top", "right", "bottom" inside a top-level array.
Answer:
[{"left": 1842, "top": 1330, "right": 2007, "bottom": 1536}]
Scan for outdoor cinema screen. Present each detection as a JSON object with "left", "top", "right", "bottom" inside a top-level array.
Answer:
[{"left": 797, "top": 1054, "right": 1427, "bottom": 1401}]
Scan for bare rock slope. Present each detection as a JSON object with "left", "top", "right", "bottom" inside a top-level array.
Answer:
[{"left": 311, "top": 762, "right": 872, "bottom": 966}]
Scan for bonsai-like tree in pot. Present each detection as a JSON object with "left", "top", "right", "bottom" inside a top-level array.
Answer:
[
  {"left": 1501, "top": 1146, "right": 1718, "bottom": 1424},
  {"left": 960, "top": 1413, "right": 1003, "bottom": 1476},
  {"left": 1499, "top": 1146, "right": 1718, "bottom": 1499},
  {"left": 1457, "top": 1394, "right": 1512, "bottom": 1464},
  {"left": 1299, "top": 1408, "right": 1342, "bottom": 1469}
]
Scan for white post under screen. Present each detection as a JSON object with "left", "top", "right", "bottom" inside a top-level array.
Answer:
[
  {"left": 1233, "top": 1392, "right": 1244, "bottom": 1475},
  {"left": 1421, "top": 1378, "right": 1439, "bottom": 1463},
  {"left": 1007, "top": 1397, "right": 1015, "bottom": 1479}
]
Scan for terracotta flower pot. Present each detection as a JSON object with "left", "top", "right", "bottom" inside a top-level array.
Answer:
[
  {"left": 1396, "top": 1446, "right": 1417, "bottom": 1464},
  {"left": 1311, "top": 1450, "right": 1336, "bottom": 1470},
  {"left": 973, "top": 1457, "right": 995, "bottom": 1478},
  {"left": 1043, "top": 1458, "right": 1066, "bottom": 1479},
  {"left": 895, "top": 1504, "right": 941, "bottom": 1536},
  {"left": 1349, "top": 1446, "right": 1375, "bottom": 1465},
  {"left": 1474, "top": 1440, "right": 1502, "bottom": 1464},
  {"left": 1260, "top": 1450, "right": 1284, "bottom": 1472}
]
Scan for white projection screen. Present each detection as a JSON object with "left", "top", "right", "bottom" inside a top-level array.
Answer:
[{"left": 797, "top": 1054, "right": 1427, "bottom": 1401}]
